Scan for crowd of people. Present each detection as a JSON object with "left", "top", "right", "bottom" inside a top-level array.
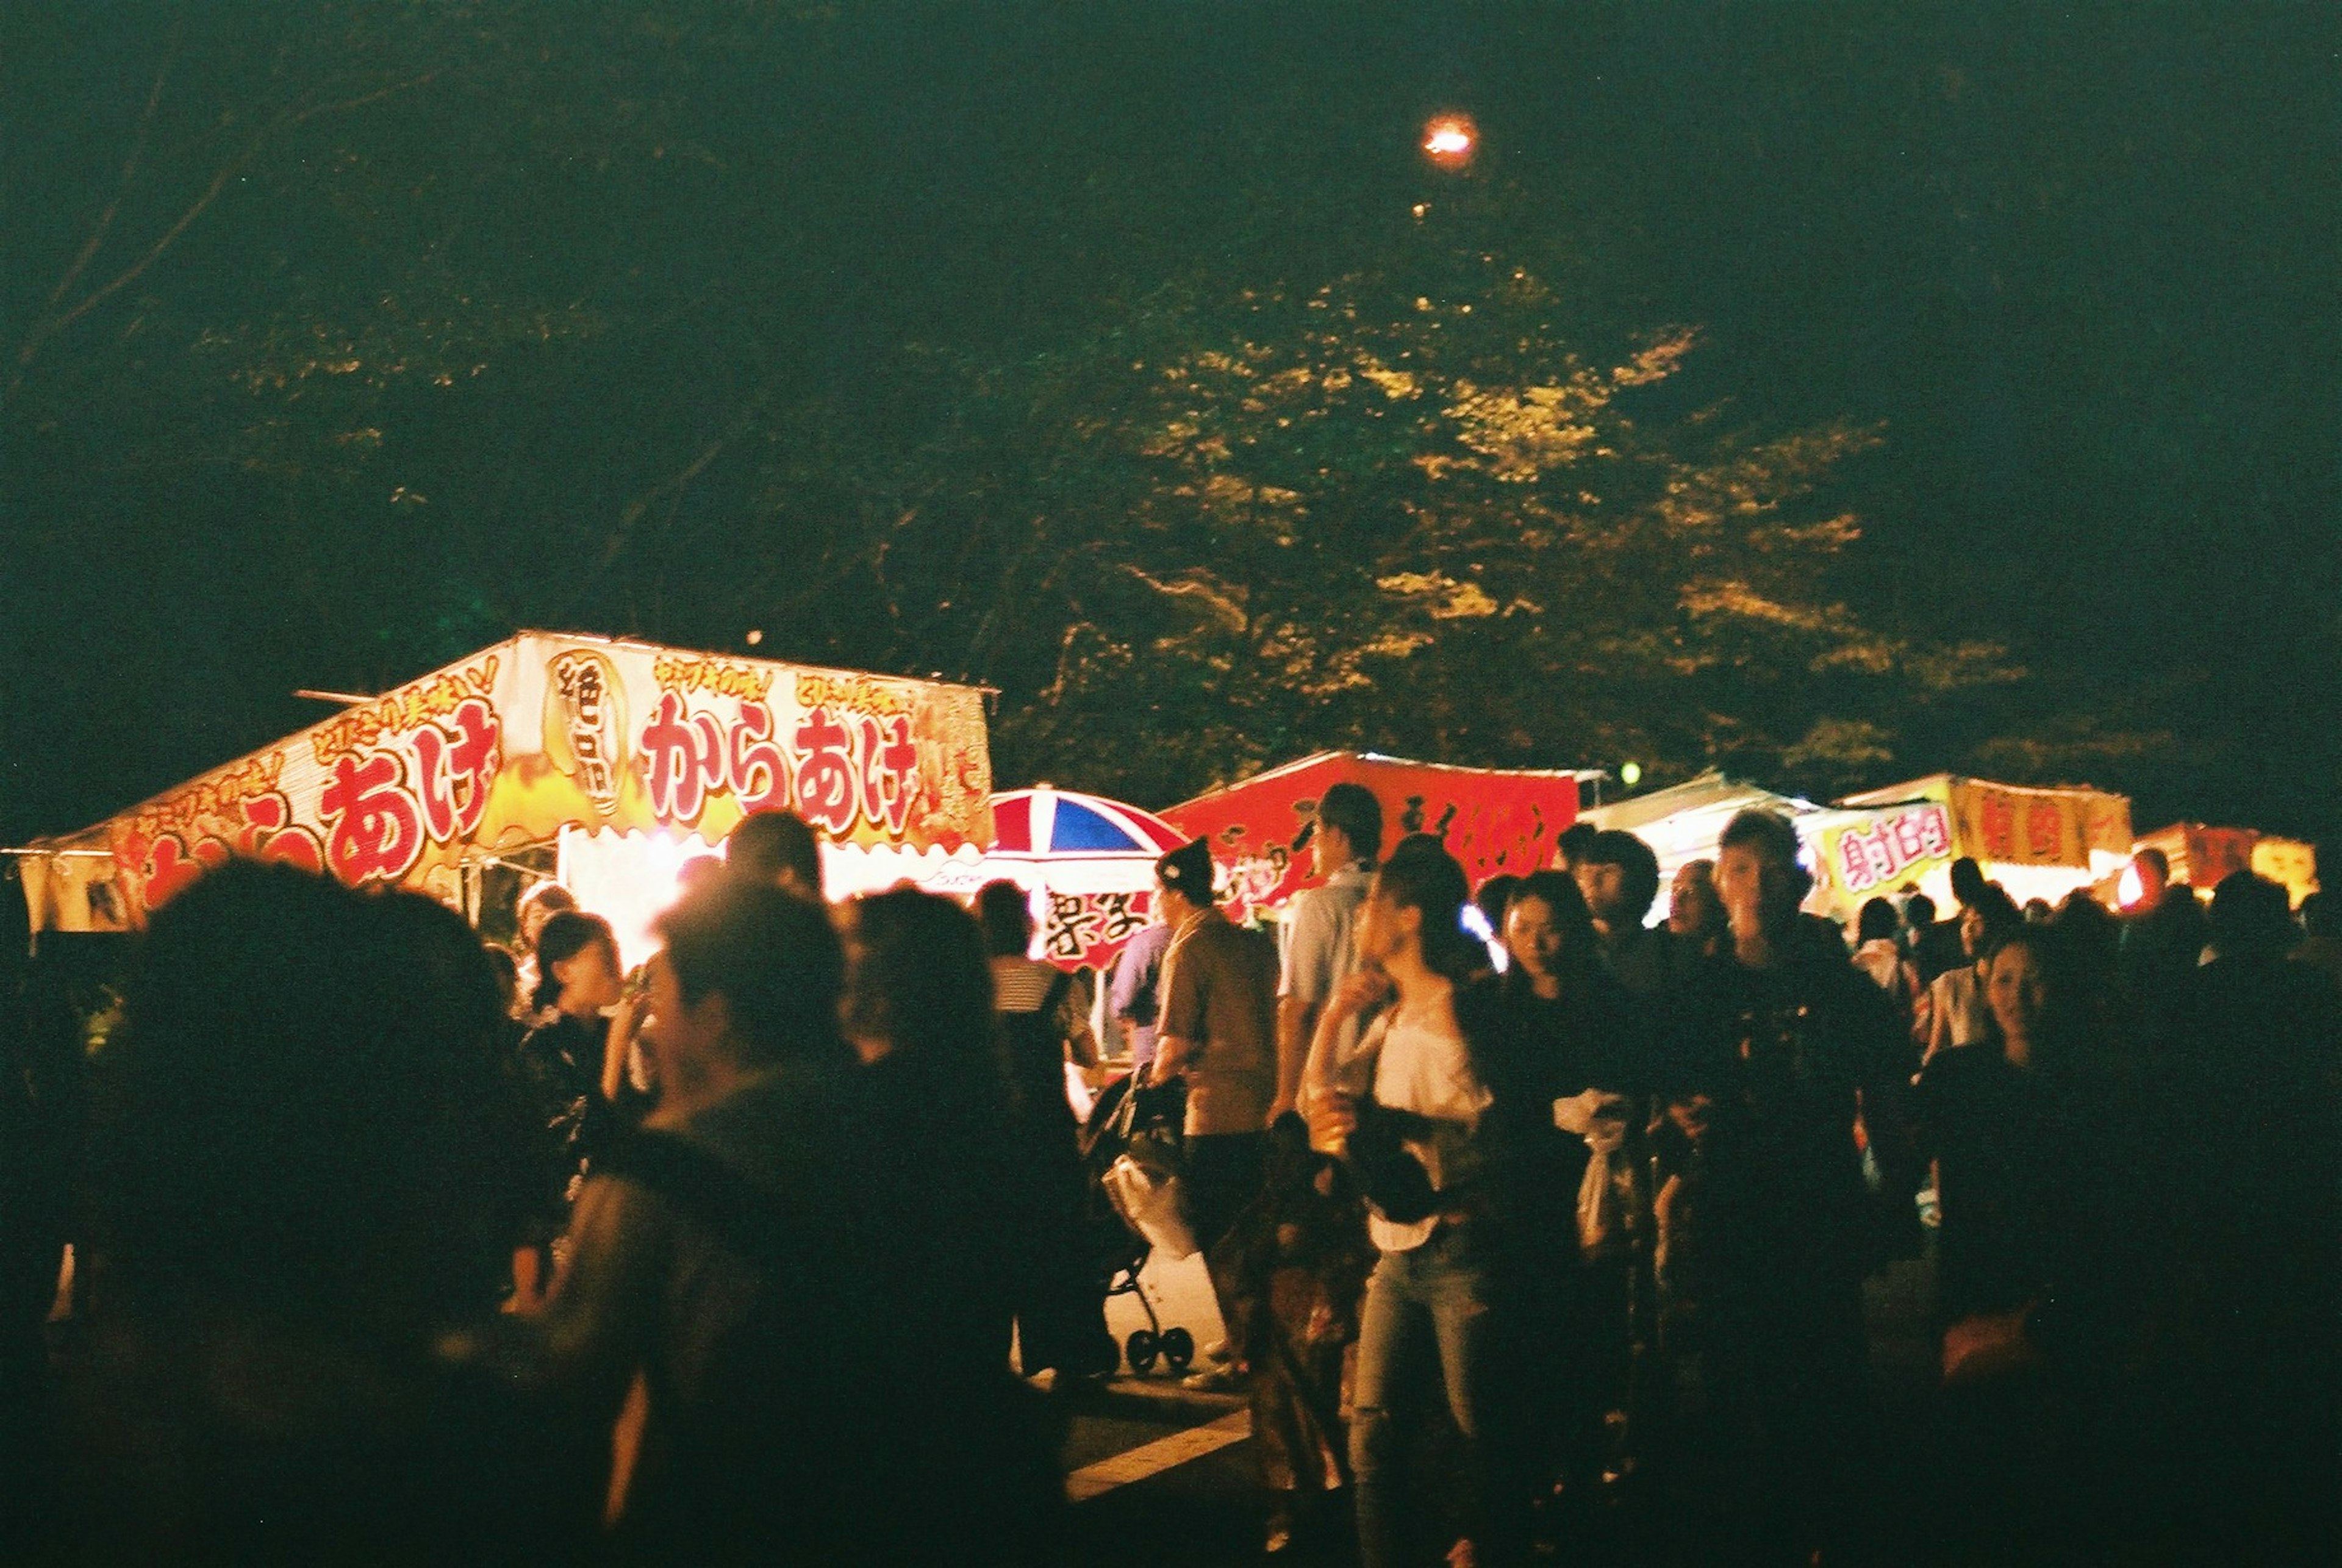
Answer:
[{"left": 0, "top": 801, "right": 2335, "bottom": 1565}]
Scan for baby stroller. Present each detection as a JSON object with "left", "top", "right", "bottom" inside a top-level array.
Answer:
[{"left": 1078, "top": 1073, "right": 1198, "bottom": 1376}]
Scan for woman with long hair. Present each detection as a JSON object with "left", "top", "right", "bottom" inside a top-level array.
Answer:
[
  {"left": 838, "top": 887, "right": 1065, "bottom": 1561},
  {"left": 1494, "top": 870, "right": 1644, "bottom": 1513},
  {"left": 1306, "top": 840, "right": 1535, "bottom": 1568}
]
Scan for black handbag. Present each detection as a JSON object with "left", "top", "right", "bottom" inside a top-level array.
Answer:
[{"left": 1346, "top": 1095, "right": 1439, "bottom": 1225}]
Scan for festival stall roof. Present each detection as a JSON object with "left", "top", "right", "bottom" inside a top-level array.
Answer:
[
  {"left": 1159, "top": 751, "right": 1601, "bottom": 925},
  {"left": 1580, "top": 771, "right": 1835, "bottom": 922},
  {"left": 15, "top": 631, "right": 994, "bottom": 952},
  {"left": 2124, "top": 822, "right": 2319, "bottom": 909},
  {"left": 911, "top": 787, "right": 1187, "bottom": 972},
  {"left": 1835, "top": 773, "right": 2133, "bottom": 914}
]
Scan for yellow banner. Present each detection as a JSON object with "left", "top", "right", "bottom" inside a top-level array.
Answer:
[{"left": 1947, "top": 781, "right": 2129, "bottom": 868}]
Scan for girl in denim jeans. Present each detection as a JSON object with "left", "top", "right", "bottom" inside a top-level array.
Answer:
[{"left": 1306, "top": 839, "right": 1538, "bottom": 1567}]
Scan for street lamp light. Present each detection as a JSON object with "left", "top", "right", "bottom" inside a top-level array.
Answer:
[{"left": 1422, "top": 114, "right": 1477, "bottom": 168}]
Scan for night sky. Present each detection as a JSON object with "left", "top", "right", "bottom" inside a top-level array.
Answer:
[{"left": 4, "top": 2, "right": 2337, "bottom": 851}]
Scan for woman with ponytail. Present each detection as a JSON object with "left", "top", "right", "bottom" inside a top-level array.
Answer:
[{"left": 1305, "top": 836, "right": 1536, "bottom": 1568}]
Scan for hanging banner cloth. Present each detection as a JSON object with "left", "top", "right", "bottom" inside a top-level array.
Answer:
[
  {"left": 1159, "top": 751, "right": 1598, "bottom": 927},
  {"left": 15, "top": 631, "right": 993, "bottom": 931}
]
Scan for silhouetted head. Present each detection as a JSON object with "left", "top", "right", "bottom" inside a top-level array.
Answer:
[
  {"left": 1714, "top": 810, "right": 1810, "bottom": 945},
  {"left": 972, "top": 879, "right": 1036, "bottom": 958},
  {"left": 1554, "top": 822, "right": 1598, "bottom": 874},
  {"left": 531, "top": 909, "right": 620, "bottom": 1015},
  {"left": 651, "top": 876, "right": 847, "bottom": 1070},
  {"left": 728, "top": 809, "right": 823, "bottom": 900},
  {"left": 1153, "top": 839, "right": 1216, "bottom": 918},
  {"left": 1576, "top": 830, "right": 1661, "bottom": 929},
  {"left": 2209, "top": 871, "right": 2296, "bottom": 959},
  {"left": 1502, "top": 868, "right": 1600, "bottom": 985},
  {"left": 98, "top": 860, "right": 535, "bottom": 1332},
  {"left": 1311, "top": 781, "right": 1385, "bottom": 870},
  {"left": 515, "top": 881, "right": 576, "bottom": 950},
  {"left": 842, "top": 886, "right": 1002, "bottom": 1095},
  {"left": 1363, "top": 840, "right": 1481, "bottom": 981}
]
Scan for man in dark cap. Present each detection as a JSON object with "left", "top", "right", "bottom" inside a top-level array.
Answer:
[{"left": 1148, "top": 838, "right": 1279, "bottom": 1391}]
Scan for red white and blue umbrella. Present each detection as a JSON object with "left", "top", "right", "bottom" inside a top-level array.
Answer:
[{"left": 988, "top": 788, "right": 1188, "bottom": 859}]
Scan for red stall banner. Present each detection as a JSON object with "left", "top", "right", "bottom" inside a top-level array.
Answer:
[{"left": 1159, "top": 752, "right": 1593, "bottom": 926}]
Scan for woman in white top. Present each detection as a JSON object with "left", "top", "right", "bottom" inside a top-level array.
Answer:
[
  {"left": 1925, "top": 889, "right": 2025, "bottom": 1063},
  {"left": 1306, "top": 839, "right": 1531, "bottom": 1568}
]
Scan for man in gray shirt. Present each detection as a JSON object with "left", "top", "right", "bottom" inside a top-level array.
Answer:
[{"left": 1281, "top": 781, "right": 1384, "bottom": 1119}]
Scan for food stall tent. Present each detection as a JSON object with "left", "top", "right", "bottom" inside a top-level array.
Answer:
[
  {"left": 2122, "top": 822, "right": 2319, "bottom": 909},
  {"left": 1835, "top": 773, "right": 2133, "bottom": 917},
  {"left": 1160, "top": 751, "right": 1600, "bottom": 928},
  {"left": 13, "top": 631, "right": 995, "bottom": 964}
]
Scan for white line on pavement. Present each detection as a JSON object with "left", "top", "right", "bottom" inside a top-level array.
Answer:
[{"left": 1065, "top": 1410, "right": 1252, "bottom": 1503}]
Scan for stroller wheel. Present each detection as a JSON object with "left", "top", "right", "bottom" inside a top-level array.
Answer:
[
  {"left": 1159, "top": 1326, "right": 1195, "bottom": 1372},
  {"left": 1125, "top": 1329, "right": 1160, "bottom": 1374}
]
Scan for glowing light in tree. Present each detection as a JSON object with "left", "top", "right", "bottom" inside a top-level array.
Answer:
[{"left": 1423, "top": 115, "right": 1477, "bottom": 166}]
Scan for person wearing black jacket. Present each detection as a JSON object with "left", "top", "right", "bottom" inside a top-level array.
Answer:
[
  {"left": 1485, "top": 870, "right": 1647, "bottom": 1522},
  {"left": 1656, "top": 810, "right": 1922, "bottom": 1568}
]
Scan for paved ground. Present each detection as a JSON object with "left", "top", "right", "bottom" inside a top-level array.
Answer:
[{"left": 1058, "top": 1253, "right": 1948, "bottom": 1567}]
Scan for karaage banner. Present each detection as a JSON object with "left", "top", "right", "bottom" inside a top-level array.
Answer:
[{"left": 25, "top": 633, "right": 991, "bottom": 928}]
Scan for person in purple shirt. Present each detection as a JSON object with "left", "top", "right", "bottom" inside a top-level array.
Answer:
[{"left": 1108, "top": 917, "right": 1174, "bottom": 1070}]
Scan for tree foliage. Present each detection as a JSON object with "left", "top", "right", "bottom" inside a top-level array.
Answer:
[
  {"left": 9, "top": 2, "right": 2315, "bottom": 840},
  {"left": 763, "top": 248, "right": 2015, "bottom": 803}
]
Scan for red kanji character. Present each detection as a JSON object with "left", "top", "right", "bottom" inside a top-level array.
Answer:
[
  {"left": 1918, "top": 806, "right": 1952, "bottom": 859},
  {"left": 728, "top": 702, "right": 791, "bottom": 814},
  {"left": 1838, "top": 831, "right": 1872, "bottom": 891},
  {"left": 1891, "top": 811, "right": 1927, "bottom": 867},
  {"left": 413, "top": 698, "right": 501, "bottom": 843},
  {"left": 321, "top": 752, "right": 425, "bottom": 885},
  {"left": 792, "top": 706, "right": 861, "bottom": 836},
  {"left": 641, "top": 691, "right": 726, "bottom": 826},
  {"left": 857, "top": 713, "right": 919, "bottom": 837},
  {"left": 139, "top": 833, "right": 206, "bottom": 910},
  {"left": 1860, "top": 826, "right": 1894, "bottom": 887},
  {"left": 1979, "top": 793, "right": 2018, "bottom": 861},
  {"left": 2025, "top": 798, "right": 2063, "bottom": 862},
  {"left": 233, "top": 793, "right": 324, "bottom": 873}
]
